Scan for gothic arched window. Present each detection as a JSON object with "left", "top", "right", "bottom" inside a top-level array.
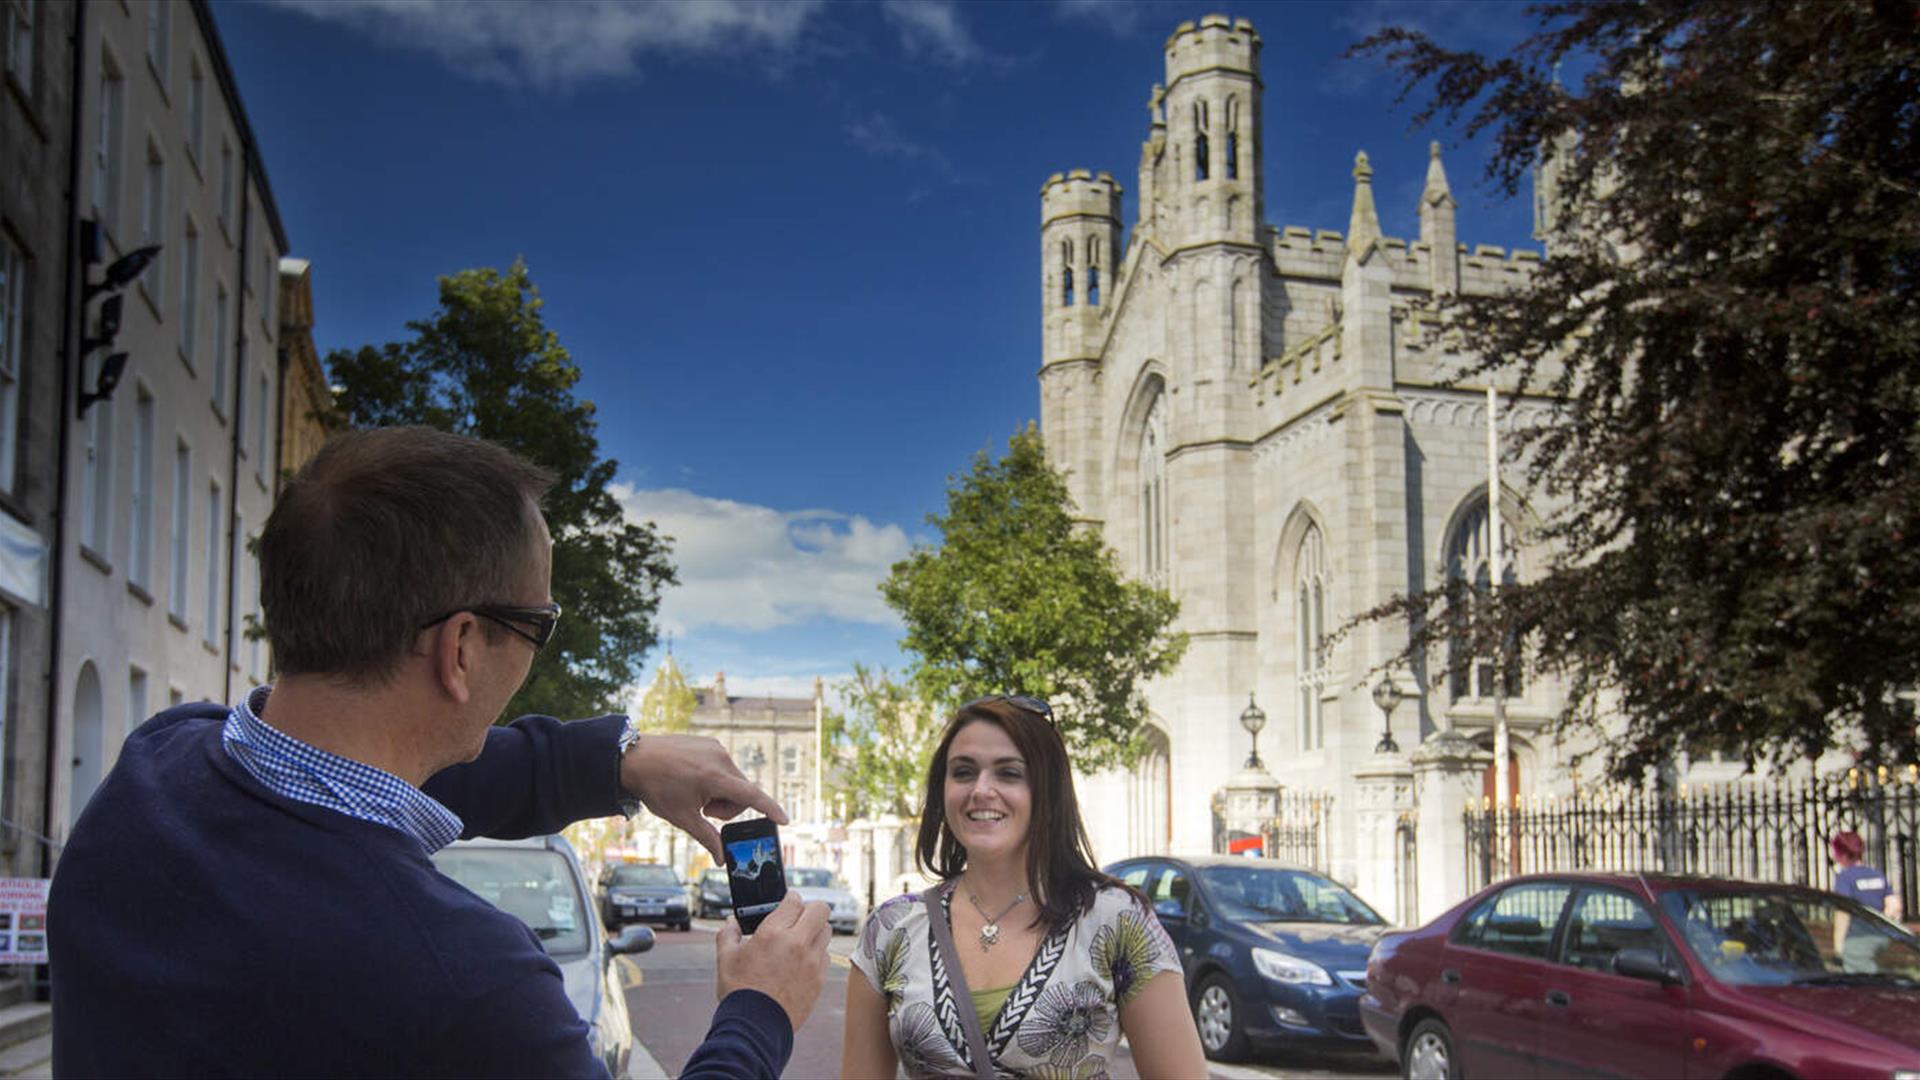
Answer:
[
  {"left": 1140, "top": 394, "right": 1168, "bottom": 587},
  {"left": 1087, "top": 236, "right": 1102, "bottom": 306},
  {"left": 1295, "top": 525, "right": 1329, "bottom": 751},
  {"left": 1194, "top": 101, "right": 1211, "bottom": 181},
  {"left": 1446, "top": 498, "right": 1523, "bottom": 702},
  {"left": 1060, "top": 239, "right": 1074, "bottom": 307},
  {"left": 1225, "top": 96, "right": 1240, "bottom": 179}
]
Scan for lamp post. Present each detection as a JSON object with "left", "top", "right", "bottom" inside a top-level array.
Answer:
[
  {"left": 1371, "top": 674, "right": 1403, "bottom": 754},
  {"left": 1239, "top": 692, "right": 1267, "bottom": 770}
]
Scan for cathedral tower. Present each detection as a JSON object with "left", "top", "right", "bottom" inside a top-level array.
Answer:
[
  {"left": 1155, "top": 15, "right": 1262, "bottom": 248},
  {"left": 1039, "top": 169, "right": 1122, "bottom": 521}
]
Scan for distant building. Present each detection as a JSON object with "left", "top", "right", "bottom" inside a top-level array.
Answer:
[
  {"left": 274, "top": 256, "right": 333, "bottom": 490},
  {"left": 689, "top": 670, "right": 827, "bottom": 829},
  {"left": 1040, "top": 15, "right": 1574, "bottom": 921}
]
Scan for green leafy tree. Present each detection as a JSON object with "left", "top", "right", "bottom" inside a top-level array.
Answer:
[
  {"left": 326, "top": 259, "right": 677, "bottom": 720},
  {"left": 1350, "top": 0, "right": 1920, "bottom": 776},
  {"left": 882, "top": 426, "right": 1187, "bottom": 771},
  {"left": 636, "top": 656, "right": 698, "bottom": 734},
  {"left": 822, "top": 664, "right": 942, "bottom": 820}
]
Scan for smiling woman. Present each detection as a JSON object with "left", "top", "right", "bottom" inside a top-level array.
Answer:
[{"left": 841, "top": 697, "right": 1208, "bottom": 1079}]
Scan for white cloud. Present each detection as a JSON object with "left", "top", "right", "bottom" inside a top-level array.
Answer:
[
  {"left": 615, "top": 485, "right": 912, "bottom": 634},
  {"left": 269, "top": 0, "right": 828, "bottom": 89},
  {"left": 1052, "top": 0, "right": 1146, "bottom": 35},
  {"left": 881, "top": 0, "right": 986, "bottom": 67}
]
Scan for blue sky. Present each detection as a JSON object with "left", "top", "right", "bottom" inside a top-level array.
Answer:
[{"left": 213, "top": 0, "right": 1539, "bottom": 708}]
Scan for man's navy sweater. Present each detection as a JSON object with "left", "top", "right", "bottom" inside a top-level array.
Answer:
[{"left": 49, "top": 704, "right": 792, "bottom": 1078}]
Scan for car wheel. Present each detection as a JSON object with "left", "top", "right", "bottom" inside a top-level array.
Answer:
[
  {"left": 678, "top": 921, "right": 691, "bottom": 932},
  {"left": 1403, "top": 1018, "right": 1460, "bottom": 1080},
  {"left": 1192, "top": 972, "right": 1249, "bottom": 1062}
]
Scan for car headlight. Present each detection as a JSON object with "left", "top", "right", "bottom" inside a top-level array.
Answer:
[{"left": 1252, "top": 947, "right": 1333, "bottom": 986}]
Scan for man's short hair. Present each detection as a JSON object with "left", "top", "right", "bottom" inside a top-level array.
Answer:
[{"left": 259, "top": 426, "right": 556, "bottom": 680}]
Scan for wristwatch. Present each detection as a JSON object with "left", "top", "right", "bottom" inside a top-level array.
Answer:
[{"left": 617, "top": 717, "right": 642, "bottom": 817}]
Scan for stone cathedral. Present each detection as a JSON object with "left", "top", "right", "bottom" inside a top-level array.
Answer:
[{"left": 1044, "top": 15, "right": 1574, "bottom": 920}]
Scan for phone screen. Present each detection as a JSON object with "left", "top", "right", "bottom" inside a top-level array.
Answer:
[{"left": 720, "top": 818, "right": 787, "bottom": 933}]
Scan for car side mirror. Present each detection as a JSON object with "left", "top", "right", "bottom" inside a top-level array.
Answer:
[
  {"left": 608, "top": 926, "right": 655, "bottom": 957},
  {"left": 1613, "top": 947, "right": 1680, "bottom": 984}
]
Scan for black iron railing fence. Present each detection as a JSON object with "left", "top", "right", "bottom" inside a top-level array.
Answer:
[
  {"left": 1465, "top": 767, "right": 1920, "bottom": 916},
  {"left": 1263, "top": 791, "right": 1332, "bottom": 871}
]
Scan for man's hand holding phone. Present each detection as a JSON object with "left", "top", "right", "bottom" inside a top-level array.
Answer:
[
  {"left": 715, "top": 893, "right": 832, "bottom": 1031},
  {"left": 618, "top": 734, "right": 789, "bottom": 861}
]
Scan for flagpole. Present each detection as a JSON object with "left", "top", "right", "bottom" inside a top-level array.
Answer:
[{"left": 1488, "top": 384, "right": 1511, "bottom": 877}]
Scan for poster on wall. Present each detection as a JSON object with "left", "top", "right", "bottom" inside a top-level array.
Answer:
[{"left": 0, "top": 879, "right": 50, "bottom": 964}]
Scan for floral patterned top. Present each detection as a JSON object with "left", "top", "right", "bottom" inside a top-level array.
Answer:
[{"left": 851, "top": 883, "right": 1183, "bottom": 1079}]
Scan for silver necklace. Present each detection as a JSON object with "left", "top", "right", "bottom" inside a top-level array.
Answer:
[{"left": 966, "top": 886, "right": 1026, "bottom": 952}]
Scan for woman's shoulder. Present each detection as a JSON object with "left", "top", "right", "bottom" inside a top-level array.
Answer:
[{"left": 1084, "top": 882, "right": 1154, "bottom": 923}]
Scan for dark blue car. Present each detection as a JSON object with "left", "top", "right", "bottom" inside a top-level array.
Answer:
[{"left": 1105, "top": 855, "right": 1388, "bottom": 1062}]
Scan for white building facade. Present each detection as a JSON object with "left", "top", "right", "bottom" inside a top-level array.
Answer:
[
  {"left": 1043, "top": 15, "right": 1576, "bottom": 922},
  {"left": 53, "top": 0, "right": 289, "bottom": 838}
]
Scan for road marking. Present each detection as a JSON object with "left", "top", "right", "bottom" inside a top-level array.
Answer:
[
  {"left": 830, "top": 954, "right": 850, "bottom": 969},
  {"left": 617, "top": 955, "right": 645, "bottom": 988}
]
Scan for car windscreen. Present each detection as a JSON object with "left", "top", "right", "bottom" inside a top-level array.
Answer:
[
  {"left": 788, "top": 869, "right": 835, "bottom": 888},
  {"left": 700, "top": 869, "right": 729, "bottom": 886},
  {"left": 433, "top": 847, "right": 590, "bottom": 957},
  {"left": 1197, "top": 864, "right": 1385, "bottom": 925},
  {"left": 609, "top": 865, "right": 679, "bottom": 888},
  {"left": 1660, "top": 888, "right": 1920, "bottom": 987}
]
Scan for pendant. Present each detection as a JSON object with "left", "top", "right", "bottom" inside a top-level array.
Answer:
[{"left": 979, "top": 923, "right": 999, "bottom": 952}]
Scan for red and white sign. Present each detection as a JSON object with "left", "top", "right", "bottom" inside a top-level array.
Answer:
[{"left": 0, "top": 878, "right": 49, "bottom": 964}]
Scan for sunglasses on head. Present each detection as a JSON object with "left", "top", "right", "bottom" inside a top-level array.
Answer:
[
  {"left": 961, "top": 694, "right": 1054, "bottom": 723},
  {"left": 418, "top": 602, "right": 563, "bottom": 650}
]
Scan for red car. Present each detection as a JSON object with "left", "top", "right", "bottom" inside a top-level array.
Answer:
[{"left": 1360, "top": 872, "right": 1920, "bottom": 1079}]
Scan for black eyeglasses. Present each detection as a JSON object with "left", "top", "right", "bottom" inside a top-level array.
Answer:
[
  {"left": 418, "top": 603, "right": 563, "bottom": 651},
  {"left": 961, "top": 694, "right": 1054, "bottom": 723}
]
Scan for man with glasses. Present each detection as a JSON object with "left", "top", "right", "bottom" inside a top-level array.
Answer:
[{"left": 51, "top": 426, "right": 830, "bottom": 1078}]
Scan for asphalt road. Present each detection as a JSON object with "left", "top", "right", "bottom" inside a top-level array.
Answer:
[{"left": 620, "top": 918, "right": 1395, "bottom": 1079}]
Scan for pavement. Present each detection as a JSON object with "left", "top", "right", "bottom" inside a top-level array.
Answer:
[{"left": 623, "top": 918, "right": 1393, "bottom": 1080}]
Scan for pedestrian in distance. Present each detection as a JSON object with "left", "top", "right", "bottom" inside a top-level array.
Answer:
[
  {"left": 841, "top": 695, "right": 1208, "bottom": 1079},
  {"left": 1830, "top": 829, "right": 1907, "bottom": 969},
  {"left": 49, "top": 426, "right": 831, "bottom": 1078}
]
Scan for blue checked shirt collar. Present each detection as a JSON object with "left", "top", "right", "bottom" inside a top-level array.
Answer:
[{"left": 222, "top": 685, "right": 464, "bottom": 853}]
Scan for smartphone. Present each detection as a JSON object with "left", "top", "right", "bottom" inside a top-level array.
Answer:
[{"left": 719, "top": 817, "right": 787, "bottom": 934}]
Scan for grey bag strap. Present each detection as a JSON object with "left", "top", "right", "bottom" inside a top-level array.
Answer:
[{"left": 923, "top": 883, "right": 996, "bottom": 1080}]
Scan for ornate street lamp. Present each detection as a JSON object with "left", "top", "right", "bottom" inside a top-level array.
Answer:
[
  {"left": 1239, "top": 692, "right": 1267, "bottom": 770},
  {"left": 1371, "top": 673, "right": 1403, "bottom": 754}
]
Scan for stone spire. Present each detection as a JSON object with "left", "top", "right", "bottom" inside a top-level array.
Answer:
[
  {"left": 1347, "top": 150, "right": 1382, "bottom": 261},
  {"left": 1420, "top": 141, "right": 1460, "bottom": 295},
  {"left": 1422, "top": 141, "right": 1455, "bottom": 209}
]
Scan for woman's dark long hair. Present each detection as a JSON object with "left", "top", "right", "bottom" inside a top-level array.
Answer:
[{"left": 913, "top": 698, "right": 1118, "bottom": 931}]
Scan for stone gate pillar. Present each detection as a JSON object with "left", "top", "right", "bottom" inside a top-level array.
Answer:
[
  {"left": 1353, "top": 754, "right": 1416, "bottom": 925},
  {"left": 1222, "top": 765, "right": 1282, "bottom": 853},
  {"left": 1412, "top": 730, "right": 1492, "bottom": 924}
]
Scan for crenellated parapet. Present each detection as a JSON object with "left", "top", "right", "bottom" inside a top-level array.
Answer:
[{"left": 1163, "top": 14, "right": 1260, "bottom": 88}]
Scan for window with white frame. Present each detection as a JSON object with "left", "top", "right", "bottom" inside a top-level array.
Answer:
[
  {"left": 169, "top": 439, "right": 189, "bottom": 620},
  {"left": 1295, "top": 524, "right": 1329, "bottom": 752},
  {"left": 782, "top": 744, "right": 799, "bottom": 776},
  {"left": 254, "top": 366, "right": 269, "bottom": 482},
  {"left": 128, "top": 666, "right": 148, "bottom": 740},
  {"left": 262, "top": 244, "right": 275, "bottom": 334},
  {"left": 0, "top": 234, "right": 22, "bottom": 497},
  {"left": 4, "top": 0, "right": 35, "bottom": 97},
  {"left": 230, "top": 510, "right": 244, "bottom": 667},
  {"left": 1139, "top": 393, "right": 1168, "bottom": 587},
  {"left": 140, "top": 142, "right": 164, "bottom": 303},
  {"left": 209, "top": 282, "right": 227, "bottom": 404},
  {"left": 218, "top": 138, "right": 233, "bottom": 234},
  {"left": 94, "top": 52, "right": 126, "bottom": 242},
  {"left": 178, "top": 218, "right": 197, "bottom": 362},
  {"left": 204, "top": 478, "right": 221, "bottom": 645},
  {"left": 186, "top": 56, "right": 204, "bottom": 165},
  {"left": 1446, "top": 498, "right": 1524, "bottom": 702},
  {"left": 245, "top": 532, "right": 262, "bottom": 680},
  {"left": 80, "top": 365, "right": 113, "bottom": 557},
  {"left": 145, "top": 0, "right": 170, "bottom": 88},
  {"left": 128, "top": 386, "right": 153, "bottom": 590}
]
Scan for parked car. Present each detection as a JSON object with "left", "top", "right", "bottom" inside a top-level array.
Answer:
[
  {"left": 786, "top": 867, "right": 860, "bottom": 935},
  {"left": 690, "top": 867, "right": 732, "bottom": 920},
  {"left": 597, "top": 862, "right": 690, "bottom": 932},
  {"left": 431, "top": 835, "right": 652, "bottom": 1078},
  {"left": 1105, "top": 855, "right": 1388, "bottom": 1061},
  {"left": 1360, "top": 872, "right": 1920, "bottom": 1080}
]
